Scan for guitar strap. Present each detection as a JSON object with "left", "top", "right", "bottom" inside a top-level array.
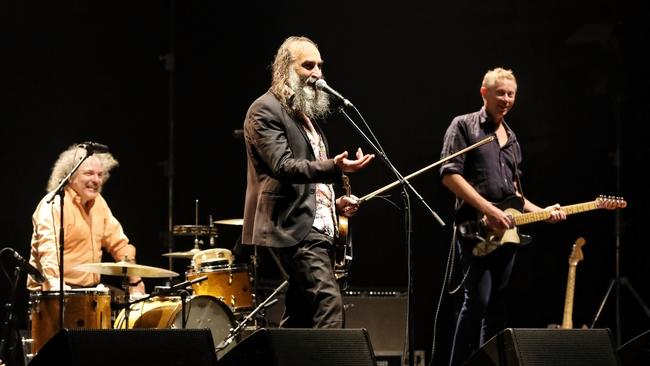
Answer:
[{"left": 512, "top": 137, "right": 526, "bottom": 203}]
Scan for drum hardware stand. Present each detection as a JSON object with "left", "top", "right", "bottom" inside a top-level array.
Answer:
[
  {"left": 120, "top": 265, "right": 132, "bottom": 329},
  {"left": 208, "top": 215, "right": 216, "bottom": 247},
  {"left": 215, "top": 280, "right": 288, "bottom": 353},
  {"left": 194, "top": 201, "right": 202, "bottom": 251}
]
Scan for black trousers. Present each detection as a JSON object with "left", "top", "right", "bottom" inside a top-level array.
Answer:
[
  {"left": 448, "top": 243, "right": 516, "bottom": 366},
  {"left": 276, "top": 230, "right": 344, "bottom": 328}
]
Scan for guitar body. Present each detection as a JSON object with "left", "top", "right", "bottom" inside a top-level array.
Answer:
[
  {"left": 334, "top": 175, "right": 353, "bottom": 281},
  {"left": 335, "top": 215, "right": 350, "bottom": 280},
  {"left": 456, "top": 195, "right": 532, "bottom": 256}
]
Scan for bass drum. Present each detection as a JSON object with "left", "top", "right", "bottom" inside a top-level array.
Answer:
[
  {"left": 113, "top": 296, "right": 182, "bottom": 329},
  {"left": 171, "top": 295, "right": 238, "bottom": 357}
]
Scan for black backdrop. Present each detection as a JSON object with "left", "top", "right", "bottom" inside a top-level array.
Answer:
[{"left": 3, "top": 0, "right": 650, "bottom": 365}]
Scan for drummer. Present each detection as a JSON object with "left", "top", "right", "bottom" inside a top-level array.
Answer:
[{"left": 26, "top": 143, "right": 146, "bottom": 296}]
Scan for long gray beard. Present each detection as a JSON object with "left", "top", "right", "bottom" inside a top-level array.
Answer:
[{"left": 288, "top": 72, "right": 331, "bottom": 120}]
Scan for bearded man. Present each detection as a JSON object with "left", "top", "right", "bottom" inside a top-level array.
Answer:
[{"left": 242, "top": 36, "right": 374, "bottom": 328}]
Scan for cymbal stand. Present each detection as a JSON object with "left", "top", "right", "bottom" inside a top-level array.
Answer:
[
  {"left": 120, "top": 266, "right": 131, "bottom": 329},
  {"left": 193, "top": 200, "right": 204, "bottom": 252},
  {"left": 215, "top": 280, "right": 288, "bottom": 352},
  {"left": 209, "top": 215, "right": 215, "bottom": 247},
  {"left": 251, "top": 245, "right": 258, "bottom": 311}
]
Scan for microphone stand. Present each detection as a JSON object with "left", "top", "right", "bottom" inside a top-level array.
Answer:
[
  {"left": 338, "top": 107, "right": 445, "bottom": 227},
  {"left": 336, "top": 104, "right": 495, "bottom": 366},
  {"left": 215, "top": 280, "right": 289, "bottom": 353},
  {"left": 0, "top": 265, "right": 21, "bottom": 366},
  {"left": 357, "top": 136, "right": 496, "bottom": 204},
  {"left": 337, "top": 105, "right": 442, "bottom": 366},
  {"left": 46, "top": 147, "right": 97, "bottom": 332}
]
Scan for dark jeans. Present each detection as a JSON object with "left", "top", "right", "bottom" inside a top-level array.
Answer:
[
  {"left": 448, "top": 242, "right": 516, "bottom": 366},
  {"left": 276, "top": 230, "right": 344, "bottom": 328}
]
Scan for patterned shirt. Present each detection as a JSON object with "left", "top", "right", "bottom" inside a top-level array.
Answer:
[{"left": 301, "top": 115, "right": 337, "bottom": 237}]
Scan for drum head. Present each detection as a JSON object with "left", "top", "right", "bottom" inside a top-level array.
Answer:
[{"left": 172, "top": 295, "right": 237, "bottom": 355}]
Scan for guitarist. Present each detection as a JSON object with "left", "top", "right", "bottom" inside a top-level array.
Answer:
[{"left": 439, "top": 67, "right": 566, "bottom": 366}]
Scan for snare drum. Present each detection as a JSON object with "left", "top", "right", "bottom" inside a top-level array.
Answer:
[
  {"left": 186, "top": 264, "right": 253, "bottom": 311},
  {"left": 30, "top": 288, "right": 111, "bottom": 354},
  {"left": 113, "top": 296, "right": 182, "bottom": 329}
]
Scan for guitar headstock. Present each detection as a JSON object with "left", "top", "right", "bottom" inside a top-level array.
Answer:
[
  {"left": 568, "top": 237, "right": 586, "bottom": 265},
  {"left": 595, "top": 195, "right": 627, "bottom": 209}
]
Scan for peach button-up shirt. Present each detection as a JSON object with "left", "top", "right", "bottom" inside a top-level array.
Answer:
[{"left": 27, "top": 185, "right": 139, "bottom": 291}]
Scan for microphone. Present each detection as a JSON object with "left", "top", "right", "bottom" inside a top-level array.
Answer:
[
  {"left": 314, "top": 79, "right": 353, "bottom": 108},
  {"left": 78, "top": 141, "right": 110, "bottom": 154},
  {"left": 10, "top": 249, "right": 46, "bottom": 284}
]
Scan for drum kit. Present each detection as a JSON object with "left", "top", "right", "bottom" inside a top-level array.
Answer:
[{"left": 26, "top": 217, "right": 277, "bottom": 360}]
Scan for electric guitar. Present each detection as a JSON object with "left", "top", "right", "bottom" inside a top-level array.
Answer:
[
  {"left": 334, "top": 175, "right": 353, "bottom": 280},
  {"left": 456, "top": 195, "right": 626, "bottom": 256},
  {"left": 562, "top": 237, "right": 586, "bottom": 329}
]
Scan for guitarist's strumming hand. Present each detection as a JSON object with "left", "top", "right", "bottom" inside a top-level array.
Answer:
[
  {"left": 336, "top": 195, "right": 360, "bottom": 217},
  {"left": 334, "top": 148, "right": 375, "bottom": 173},
  {"left": 482, "top": 203, "right": 515, "bottom": 236}
]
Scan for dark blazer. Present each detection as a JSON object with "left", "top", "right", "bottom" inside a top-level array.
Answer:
[{"left": 242, "top": 91, "right": 342, "bottom": 248}]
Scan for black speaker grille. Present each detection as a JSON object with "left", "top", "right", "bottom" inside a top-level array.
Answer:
[
  {"left": 267, "top": 328, "right": 375, "bottom": 366},
  {"left": 464, "top": 328, "right": 620, "bottom": 366},
  {"left": 217, "top": 328, "right": 376, "bottom": 366},
  {"left": 509, "top": 329, "right": 619, "bottom": 366},
  {"left": 29, "top": 328, "right": 218, "bottom": 366}
]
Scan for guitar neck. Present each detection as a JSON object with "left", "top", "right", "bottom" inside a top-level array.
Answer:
[
  {"left": 561, "top": 265, "right": 577, "bottom": 329},
  {"left": 513, "top": 200, "right": 599, "bottom": 226}
]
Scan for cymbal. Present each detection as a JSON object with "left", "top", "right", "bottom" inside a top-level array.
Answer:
[
  {"left": 172, "top": 225, "right": 218, "bottom": 236},
  {"left": 213, "top": 218, "right": 243, "bottom": 226},
  {"left": 162, "top": 248, "right": 201, "bottom": 259},
  {"left": 74, "top": 262, "right": 179, "bottom": 278}
]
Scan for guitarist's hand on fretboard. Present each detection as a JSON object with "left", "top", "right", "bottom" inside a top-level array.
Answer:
[{"left": 542, "top": 203, "right": 567, "bottom": 223}]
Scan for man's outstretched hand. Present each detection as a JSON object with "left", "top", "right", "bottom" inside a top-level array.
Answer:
[{"left": 334, "top": 148, "right": 374, "bottom": 173}]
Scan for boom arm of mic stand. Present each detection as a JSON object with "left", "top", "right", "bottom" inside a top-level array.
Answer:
[
  {"left": 358, "top": 135, "right": 496, "bottom": 204},
  {"left": 338, "top": 107, "right": 446, "bottom": 226}
]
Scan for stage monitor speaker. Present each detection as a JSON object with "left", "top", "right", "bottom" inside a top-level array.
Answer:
[
  {"left": 27, "top": 328, "right": 217, "bottom": 366},
  {"left": 463, "top": 328, "right": 620, "bottom": 366},
  {"left": 264, "top": 292, "right": 407, "bottom": 355},
  {"left": 618, "top": 329, "right": 650, "bottom": 366},
  {"left": 217, "top": 328, "right": 376, "bottom": 366}
]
